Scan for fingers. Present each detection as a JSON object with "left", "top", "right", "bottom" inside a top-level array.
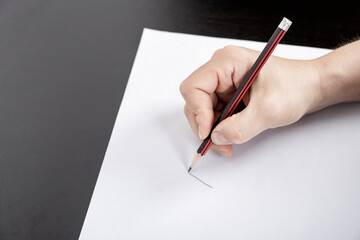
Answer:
[
  {"left": 211, "top": 144, "right": 233, "bottom": 158},
  {"left": 180, "top": 59, "right": 231, "bottom": 139},
  {"left": 211, "top": 104, "right": 266, "bottom": 145},
  {"left": 180, "top": 46, "right": 248, "bottom": 140},
  {"left": 185, "top": 102, "right": 233, "bottom": 157},
  {"left": 184, "top": 100, "right": 223, "bottom": 140},
  {"left": 180, "top": 46, "right": 261, "bottom": 157},
  {"left": 184, "top": 104, "right": 198, "bottom": 137},
  {"left": 180, "top": 68, "right": 216, "bottom": 139}
]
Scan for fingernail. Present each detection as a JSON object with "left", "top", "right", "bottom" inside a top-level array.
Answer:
[
  {"left": 198, "top": 126, "right": 205, "bottom": 140},
  {"left": 212, "top": 131, "right": 228, "bottom": 145}
]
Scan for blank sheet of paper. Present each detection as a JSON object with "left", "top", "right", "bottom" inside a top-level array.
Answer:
[{"left": 80, "top": 29, "right": 360, "bottom": 240}]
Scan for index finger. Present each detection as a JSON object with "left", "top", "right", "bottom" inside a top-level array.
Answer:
[
  {"left": 179, "top": 49, "right": 238, "bottom": 139},
  {"left": 180, "top": 64, "right": 217, "bottom": 139}
]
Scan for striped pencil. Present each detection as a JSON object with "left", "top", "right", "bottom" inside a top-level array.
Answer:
[{"left": 188, "top": 17, "right": 292, "bottom": 172}]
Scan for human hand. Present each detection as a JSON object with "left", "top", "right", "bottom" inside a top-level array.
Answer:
[{"left": 180, "top": 45, "right": 321, "bottom": 157}]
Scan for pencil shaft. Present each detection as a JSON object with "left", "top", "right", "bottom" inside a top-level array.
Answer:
[{"left": 196, "top": 18, "right": 291, "bottom": 157}]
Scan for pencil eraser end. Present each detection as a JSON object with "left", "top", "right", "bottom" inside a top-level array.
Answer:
[{"left": 279, "top": 17, "right": 292, "bottom": 31}]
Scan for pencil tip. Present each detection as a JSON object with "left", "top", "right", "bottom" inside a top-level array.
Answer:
[{"left": 189, "top": 153, "right": 202, "bottom": 172}]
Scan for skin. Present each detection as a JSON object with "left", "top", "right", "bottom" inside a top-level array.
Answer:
[{"left": 180, "top": 40, "right": 360, "bottom": 157}]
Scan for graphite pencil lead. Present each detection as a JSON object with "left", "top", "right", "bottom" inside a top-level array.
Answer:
[
  {"left": 188, "top": 167, "right": 192, "bottom": 172},
  {"left": 189, "top": 153, "right": 202, "bottom": 171}
]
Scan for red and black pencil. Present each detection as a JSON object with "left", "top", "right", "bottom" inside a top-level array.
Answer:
[{"left": 188, "top": 17, "right": 292, "bottom": 172}]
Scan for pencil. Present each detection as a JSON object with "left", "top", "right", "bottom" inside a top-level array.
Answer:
[{"left": 188, "top": 17, "right": 292, "bottom": 172}]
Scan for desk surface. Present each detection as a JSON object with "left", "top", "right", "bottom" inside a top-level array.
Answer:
[{"left": 0, "top": 0, "right": 359, "bottom": 239}]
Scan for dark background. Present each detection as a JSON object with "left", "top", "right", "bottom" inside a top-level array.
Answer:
[{"left": 0, "top": 0, "right": 359, "bottom": 239}]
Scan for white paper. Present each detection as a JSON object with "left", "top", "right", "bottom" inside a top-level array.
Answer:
[{"left": 80, "top": 29, "right": 360, "bottom": 240}]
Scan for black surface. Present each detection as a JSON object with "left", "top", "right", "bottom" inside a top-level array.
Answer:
[{"left": 0, "top": 0, "right": 359, "bottom": 239}]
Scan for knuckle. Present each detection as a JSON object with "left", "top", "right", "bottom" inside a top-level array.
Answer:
[
  {"left": 223, "top": 124, "right": 246, "bottom": 144},
  {"left": 232, "top": 130, "right": 246, "bottom": 144},
  {"left": 179, "top": 80, "right": 188, "bottom": 96},
  {"left": 212, "top": 45, "right": 238, "bottom": 58},
  {"left": 222, "top": 45, "right": 238, "bottom": 53},
  {"left": 183, "top": 105, "right": 191, "bottom": 116},
  {"left": 183, "top": 105, "right": 188, "bottom": 114},
  {"left": 211, "top": 49, "right": 222, "bottom": 60}
]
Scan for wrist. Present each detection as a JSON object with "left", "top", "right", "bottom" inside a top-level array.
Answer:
[
  {"left": 311, "top": 42, "right": 360, "bottom": 113},
  {"left": 310, "top": 55, "right": 344, "bottom": 113}
]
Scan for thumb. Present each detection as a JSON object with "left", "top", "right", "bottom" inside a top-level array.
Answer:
[{"left": 211, "top": 106, "right": 265, "bottom": 145}]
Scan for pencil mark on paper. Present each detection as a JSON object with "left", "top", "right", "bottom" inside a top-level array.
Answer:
[{"left": 188, "top": 172, "right": 213, "bottom": 188}]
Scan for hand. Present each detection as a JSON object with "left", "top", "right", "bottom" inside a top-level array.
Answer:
[{"left": 180, "top": 45, "right": 321, "bottom": 157}]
